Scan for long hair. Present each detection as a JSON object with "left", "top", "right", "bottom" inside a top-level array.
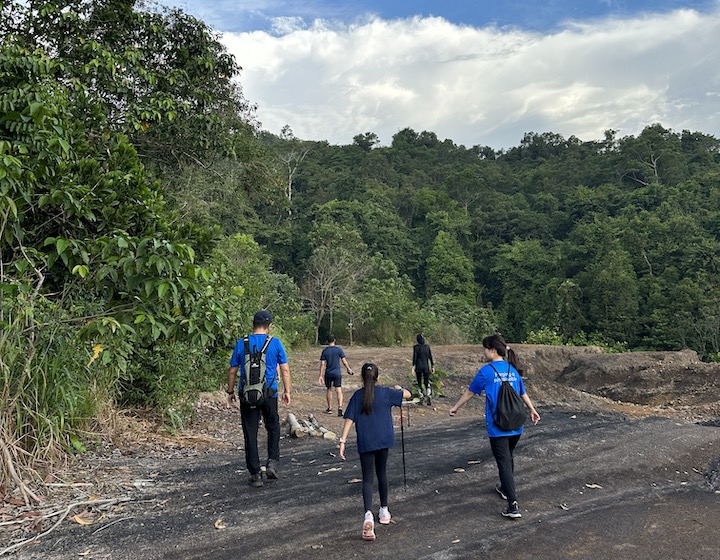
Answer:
[
  {"left": 482, "top": 333, "right": 524, "bottom": 375},
  {"left": 416, "top": 333, "right": 425, "bottom": 346},
  {"left": 361, "top": 362, "right": 379, "bottom": 415}
]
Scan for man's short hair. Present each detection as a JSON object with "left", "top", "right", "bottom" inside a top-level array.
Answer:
[
  {"left": 253, "top": 310, "right": 272, "bottom": 327},
  {"left": 327, "top": 334, "right": 336, "bottom": 343}
]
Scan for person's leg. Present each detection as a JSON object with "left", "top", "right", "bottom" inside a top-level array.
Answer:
[
  {"left": 508, "top": 434, "right": 521, "bottom": 472},
  {"left": 262, "top": 397, "right": 280, "bottom": 462},
  {"left": 336, "top": 386, "right": 343, "bottom": 411},
  {"left": 423, "top": 371, "right": 431, "bottom": 404},
  {"left": 359, "top": 450, "right": 378, "bottom": 540},
  {"left": 423, "top": 371, "right": 431, "bottom": 393},
  {"left": 325, "top": 381, "right": 333, "bottom": 411},
  {"left": 415, "top": 370, "right": 423, "bottom": 395},
  {"left": 240, "top": 402, "right": 261, "bottom": 475},
  {"left": 489, "top": 436, "right": 517, "bottom": 503},
  {"left": 359, "top": 451, "right": 376, "bottom": 513},
  {"left": 374, "top": 448, "right": 390, "bottom": 507}
]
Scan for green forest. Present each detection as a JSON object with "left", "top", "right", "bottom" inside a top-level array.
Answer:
[{"left": 2, "top": 0, "right": 720, "bottom": 491}]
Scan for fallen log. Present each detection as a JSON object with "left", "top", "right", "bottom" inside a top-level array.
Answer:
[
  {"left": 286, "top": 413, "right": 336, "bottom": 439},
  {"left": 287, "top": 413, "right": 308, "bottom": 438}
]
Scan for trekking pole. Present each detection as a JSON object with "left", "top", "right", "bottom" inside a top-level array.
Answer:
[{"left": 399, "top": 404, "right": 407, "bottom": 490}]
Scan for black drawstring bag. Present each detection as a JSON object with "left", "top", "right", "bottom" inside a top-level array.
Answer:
[{"left": 490, "top": 362, "right": 527, "bottom": 431}]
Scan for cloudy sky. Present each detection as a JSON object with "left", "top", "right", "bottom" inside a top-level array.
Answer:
[{"left": 160, "top": 0, "right": 720, "bottom": 149}]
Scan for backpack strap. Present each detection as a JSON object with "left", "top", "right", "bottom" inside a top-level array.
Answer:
[
  {"left": 489, "top": 362, "right": 505, "bottom": 381},
  {"left": 244, "top": 335, "right": 272, "bottom": 356}
]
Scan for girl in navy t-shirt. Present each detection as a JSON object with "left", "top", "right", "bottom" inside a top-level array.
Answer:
[{"left": 339, "top": 363, "right": 411, "bottom": 541}]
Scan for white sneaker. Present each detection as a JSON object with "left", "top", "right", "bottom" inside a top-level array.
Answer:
[
  {"left": 362, "top": 511, "right": 376, "bottom": 540},
  {"left": 378, "top": 506, "right": 391, "bottom": 525}
]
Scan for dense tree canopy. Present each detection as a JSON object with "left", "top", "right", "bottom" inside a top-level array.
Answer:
[{"left": 4, "top": 0, "right": 720, "bottom": 496}]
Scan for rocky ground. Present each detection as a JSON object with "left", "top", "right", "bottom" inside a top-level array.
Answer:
[{"left": 2, "top": 344, "right": 720, "bottom": 559}]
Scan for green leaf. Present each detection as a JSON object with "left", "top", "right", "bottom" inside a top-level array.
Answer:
[
  {"left": 70, "top": 435, "right": 87, "bottom": 453},
  {"left": 56, "top": 238, "right": 70, "bottom": 254},
  {"left": 71, "top": 264, "right": 88, "bottom": 278}
]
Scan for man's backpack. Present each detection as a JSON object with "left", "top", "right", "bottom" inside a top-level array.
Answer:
[
  {"left": 490, "top": 362, "right": 527, "bottom": 431},
  {"left": 242, "top": 336, "right": 273, "bottom": 407}
]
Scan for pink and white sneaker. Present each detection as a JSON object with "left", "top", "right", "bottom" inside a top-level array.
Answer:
[
  {"left": 378, "top": 506, "right": 391, "bottom": 525},
  {"left": 362, "top": 511, "right": 376, "bottom": 540}
]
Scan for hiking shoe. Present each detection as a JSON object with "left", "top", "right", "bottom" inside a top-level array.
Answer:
[
  {"left": 495, "top": 483, "right": 508, "bottom": 500},
  {"left": 426, "top": 395, "right": 432, "bottom": 406},
  {"left": 325, "top": 408, "right": 333, "bottom": 414},
  {"left": 265, "top": 459, "right": 279, "bottom": 480},
  {"left": 362, "top": 511, "right": 376, "bottom": 540},
  {"left": 338, "top": 407, "right": 343, "bottom": 417},
  {"left": 378, "top": 506, "right": 391, "bottom": 525},
  {"left": 418, "top": 394, "right": 425, "bottom": 405},
  {"left": 502, "top": 501, "right": 522, "bottom": 519},
  {"left": 248, "top": 473, "right": 263, "bottom": 488}
]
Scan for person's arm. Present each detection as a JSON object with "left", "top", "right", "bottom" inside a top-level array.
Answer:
[
  {"left": 226, "top": 366, "right": 239, "bottom": 408},
  {"left": 393, "top": 384, "right": 412, "bottom": 400},
  {"left": 522, "top": 393, "right": 540, "bottom": 425},
  {"left": 338, "top": 418, "right": 354, "bottom": 460},
  {"left": 429, "top": 347, "right": 435, "bottom": 372},
  {"left": 280, "top": 363, "right": 291, "bottom": 406},
  {"left": 449, "top": 389, "right": 475, "bottom": 416},
  {"left": 341, "top": 357, "right": 353, "bottom": 375},
  {"left": 318, "top": 360, "right": 326, "bottom": 385}
]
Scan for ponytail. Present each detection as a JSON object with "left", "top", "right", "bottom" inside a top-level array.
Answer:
[
  {"left": 482, "top": 333, "right": 524, "bottom": 376},
  {"left": 361, "top": 362, "right": 379, "bottom": 414}
]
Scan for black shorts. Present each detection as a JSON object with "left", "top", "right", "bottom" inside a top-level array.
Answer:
[{"left": 324, "top": 373, "right": 342, "bottom": 388}]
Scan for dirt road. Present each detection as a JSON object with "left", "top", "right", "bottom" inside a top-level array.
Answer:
[{"left": 8, "top": 344, "right": 720, "bottom": 559}]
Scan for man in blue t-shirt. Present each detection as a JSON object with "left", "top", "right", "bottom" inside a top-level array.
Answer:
[
  {"left": 227, "top": 310, "right": 291, "bottom": 488},
  {"left": 317, "top": 334, "right": 353, "bottom": 416}
]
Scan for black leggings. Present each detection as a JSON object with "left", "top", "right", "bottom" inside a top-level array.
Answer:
[
  {"left": 415, "top": 370, "right": 430, "bottom": 393},
  {"left": 359, "top": 448, "right": 389, "bottom": 512},
  {"left": 489, "top": 434, "right": 522, "bottom": 503}
]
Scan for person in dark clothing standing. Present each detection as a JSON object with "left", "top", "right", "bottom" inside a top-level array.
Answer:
[
  {"left": 412, "top": 334, "right": 434, "bottom": 405},
  {"left": 317, "top": 334, "right": 353, "bottom": 416}
]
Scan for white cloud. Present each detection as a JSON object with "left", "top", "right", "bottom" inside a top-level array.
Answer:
[{"left": 222, "top": 8, "right": 720, "bottom": 148}]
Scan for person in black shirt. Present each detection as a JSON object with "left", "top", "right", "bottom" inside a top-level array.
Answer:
[{"left": 412, "top": 334, "right": 434, "bottom": 405}]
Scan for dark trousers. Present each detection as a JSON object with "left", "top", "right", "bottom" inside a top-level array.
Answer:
[
  {"left": 240, "top": 397, "right": 280, "bottom": 475},
  {"left": 489, "top": 434, "right": 522, "bottom": 503},
  {"left": 415, "top": 370, "right": 430, "bottom": 392},
  {"left": 359, "top": 448, "right": 389, "bottom": 512}
]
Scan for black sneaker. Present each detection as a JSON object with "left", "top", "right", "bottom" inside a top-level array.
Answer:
[
  {"left": 338, "top": 408, "right": 343, "bottom": 417},
  {"left": 418, "top": 394, "right": 425, "bottom": 405},
  {"left": 426, "top": 395, "right": 432, "bottom": 406},
  {"left": 502, "top": 501, "right": 522, "bottom": 519},
  {"left": 265, "top": 459, "right": 279, "bottom": 480},
  {"left": 495, "top": 483, "right": 508, "bottom": 500},
  {"left": 248, "top": 473, "right": 263, "bottom": 488}
]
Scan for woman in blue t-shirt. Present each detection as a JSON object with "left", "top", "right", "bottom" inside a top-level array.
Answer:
[
  {"left": 339, "top": 363, "right": 411, "bottom": 541},
  {"left": 449, "top": 334, "right": 540, "bottom": 519}
]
